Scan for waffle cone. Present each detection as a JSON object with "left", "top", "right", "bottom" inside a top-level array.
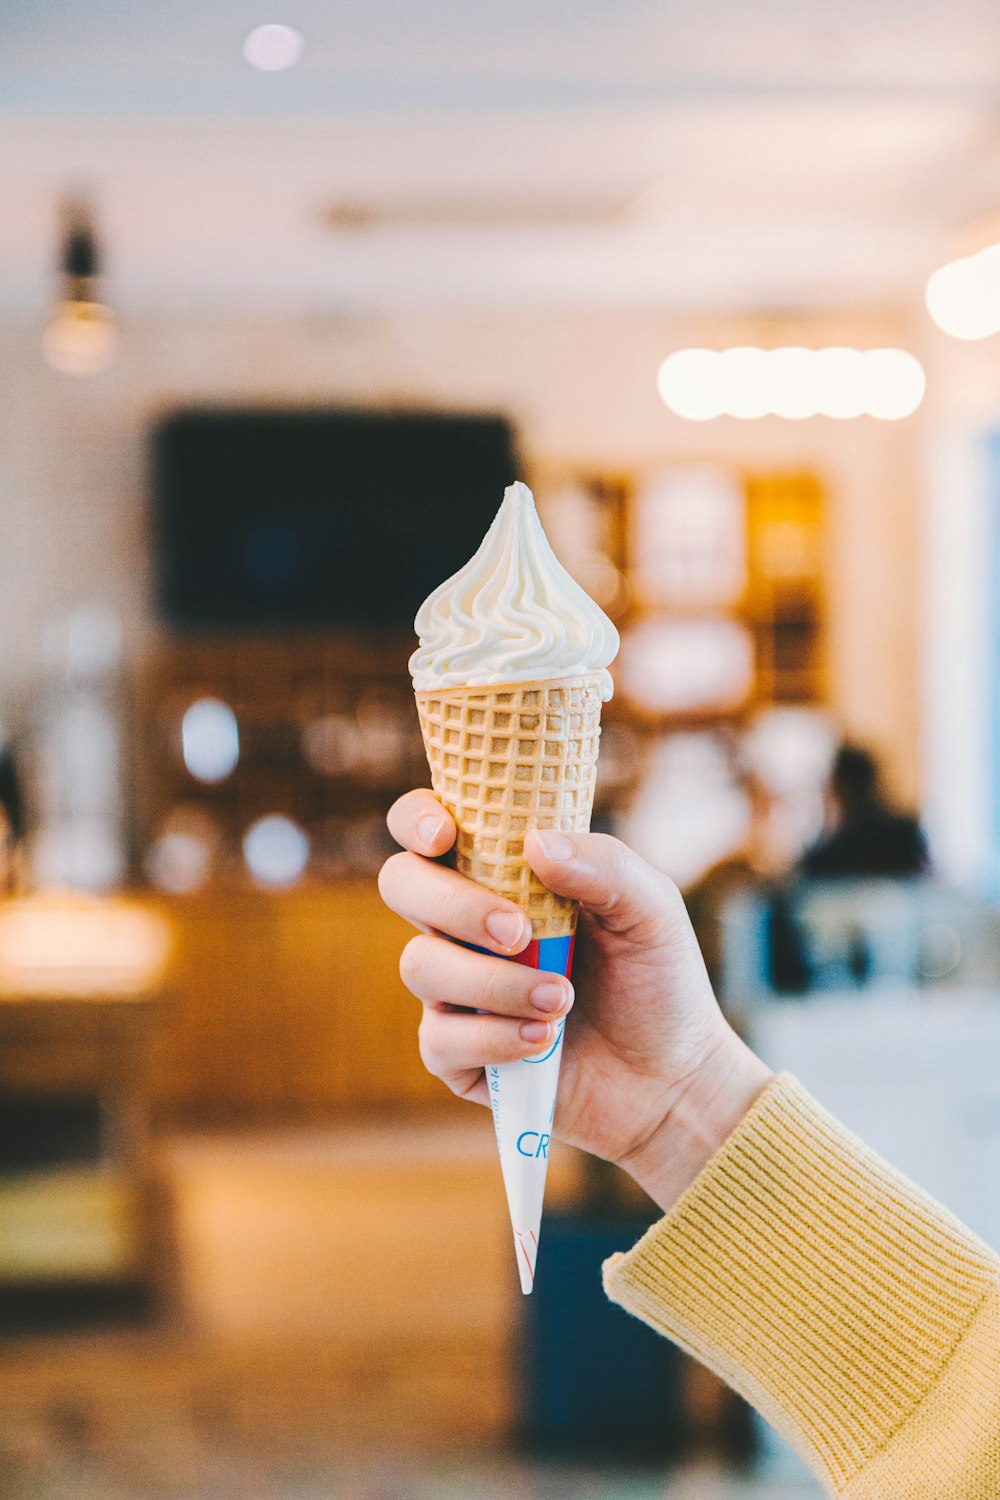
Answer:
[{"left": 415, "top": 674, "right": 604, "bottom": 938}]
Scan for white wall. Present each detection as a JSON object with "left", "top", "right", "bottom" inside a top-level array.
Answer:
[
  {"left": 921, "top": 331, "right": 1000, "bottom": 887},
  {"left": 0, "top": 305, "right": 924, "bottom": 804}
]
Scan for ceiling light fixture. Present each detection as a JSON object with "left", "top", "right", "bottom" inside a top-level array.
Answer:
[
  {"left": 657, "top": 346, "right": 925, "bottom": 422},
  {"left": 926, "top": 245, "right": 1000, "bottom": 340},
  {"left": 42, "top": 200, "right": 118, "bottom": 376},
  {"left": 243, "top": 23, "right": 304, "bottom": 71}
]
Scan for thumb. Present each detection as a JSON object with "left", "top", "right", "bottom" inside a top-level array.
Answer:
[{"left": 524, "top": 829, "right": 689, "bottom": 946}]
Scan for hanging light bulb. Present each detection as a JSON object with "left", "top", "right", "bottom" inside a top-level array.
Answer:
[{"left": 42, "top": 200, "right": 119, "bottom": 376}]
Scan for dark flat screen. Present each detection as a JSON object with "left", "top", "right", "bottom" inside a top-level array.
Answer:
[{"left": 152, "top": 408, "right": 518, "bottom": 627}]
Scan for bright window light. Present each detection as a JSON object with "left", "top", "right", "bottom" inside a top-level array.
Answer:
[
  {"left": 657, "top": 346, "right": 926, "bottom": 422},
  {"left": 181, "top": 698, "right": 240, "bottom": 784},
  {"left": 926, "top": 244, "right": 1000, "bottom": 340},
  {"left": 243, "top": 23, "right": 304, "bottom": 71},
  {"left": 243, "top": 815, "right": 310, "bottom": 889}
]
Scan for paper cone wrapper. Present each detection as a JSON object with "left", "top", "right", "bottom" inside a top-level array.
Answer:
[{"left": 415, "top": 674, "right": 604, "bottom": 1292}]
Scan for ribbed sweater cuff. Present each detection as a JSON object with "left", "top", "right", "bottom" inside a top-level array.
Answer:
[{"left": 603, "top": 1073, "right": 1000, "bottom": 1495}]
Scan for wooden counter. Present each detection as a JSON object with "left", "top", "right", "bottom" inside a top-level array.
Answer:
[{"left": 150, "top": 882, "right": 446, "bottom": 1121}]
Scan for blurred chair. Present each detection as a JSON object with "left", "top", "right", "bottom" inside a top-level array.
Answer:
[
  {"left": 520, "top": 1207, "right": 684, "bottom": 1461},
  {"left": 720, "top": 878, "right": 1000, "bottom": 1010}
]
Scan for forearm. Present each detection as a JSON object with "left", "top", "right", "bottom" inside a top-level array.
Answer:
[{"left": 605, "top": 1073, "right": 1000, "bottom": 1498}]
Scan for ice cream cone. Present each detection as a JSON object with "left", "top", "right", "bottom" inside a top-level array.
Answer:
[
  {"left": 416, "top": 672, "right": 604, "bottom": 1290},
  {"left": 415, "top": 673, "right": 603, "bottom": 932}
]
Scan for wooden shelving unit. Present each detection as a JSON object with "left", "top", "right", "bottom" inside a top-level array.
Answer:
[
  {"left": 140, "top": 631, "right": 424, "bottom": 867},
  {"left": 744, "top": 471, "right": 826, "bottom": 706}
]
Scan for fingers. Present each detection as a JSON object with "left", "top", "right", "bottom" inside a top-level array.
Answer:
[
  {"left": 379, "top": 850, "right": 531, "bottom": 953},
  {"left": 404, "top": 937, "right": 570, "bottom": 1104},
  {"left": 384, "top": 789, "right": 525, "bottom": 953},
  {"left": 419, "top": 1007, "right": 563, "bottom": 1096},
  {"left": 523, "top": 829, "right": 689, "bottom": 945},
  {"left": 387, "top": 789, "right": 457, "bottom": 858},
  {"left": 400, "top": 933, "right": 574, "bottom": 1020}
]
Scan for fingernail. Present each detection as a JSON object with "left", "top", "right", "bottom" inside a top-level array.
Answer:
[
  {"left": 530, "top": 982, "right": 567, "bottom": 1014},
  {"left": 534, "top": 830, "right": 576, "bottom": 861},
  {"left": 485, "top": 910, "right": 527, "bottom": 950},
  {"left": 416, "top": 813, "right": 445, "bottom": 849},
  {"left": 520, "top": 1020, "right": 552, "bottom": 1044}
]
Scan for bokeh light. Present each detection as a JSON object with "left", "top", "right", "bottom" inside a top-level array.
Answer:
[
  {"left": 181, "top": 698, "right": 240, "bottom": 784},
  {"left": 145, "top": 807, "right": 221, "bottom": 894},
  {"left": 717, "top": 346, "right": 771, "bottom": 420},
  {"left": 656, "top": 348, "right": 724, "bottom": 421},
  {"left": 242, "top": 23, "right": 304, "bottom": 72},
  {"left": 42, "top": 300, "right": 118, "bottom": 375},
  {"left": 657, "top": 346, "right": 926, "bottom": 421},
  {"left": 243, "top": 814, "right": 310, "bottom": 888},
  {"left": 926, "top": 244, "right": 1000, "bottom": 340},
  {"left": 813, "top": 347, "right": 867, "bottom": 420},
  {"left": 301, "top": 713, "right": 365, "bottom": 777},
  {"left": 767, "top": 346, "right": 820, "bottom": 419},
  {"left": 862, "top": 348, "right": 926, "bottom": 420}
]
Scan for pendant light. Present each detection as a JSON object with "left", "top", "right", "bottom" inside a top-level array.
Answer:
[{"left": 42, "top": 200, "right": 119, "bottom": 376}]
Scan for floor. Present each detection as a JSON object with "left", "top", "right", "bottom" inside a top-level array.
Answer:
[{"left": 0, "top": 1116, "right": 820, "bottom": 1500}]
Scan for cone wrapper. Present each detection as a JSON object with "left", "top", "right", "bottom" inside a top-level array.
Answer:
[
  {"left": 488, "top": 933, "right": 575, "bottom": 1294},
  {"left": 415, "top": 675, "right": 604, "bottom": 1294}
]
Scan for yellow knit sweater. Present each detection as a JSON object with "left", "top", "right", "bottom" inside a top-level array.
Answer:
[{"left": 603, "top": 1073, "right": 1000, "bottom": 1498}]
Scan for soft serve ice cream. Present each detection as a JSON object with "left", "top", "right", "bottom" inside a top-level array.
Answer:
[
  {"left": 409, "top": 480, "right": 619, "bottom": 698},
  {"left": 410, "top": 481, "right": 618, "bottom": 1293}
]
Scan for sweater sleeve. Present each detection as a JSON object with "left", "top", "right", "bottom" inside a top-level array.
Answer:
[{"left": 602, "top": 1073, "right": 1000, "bottom": 1499}]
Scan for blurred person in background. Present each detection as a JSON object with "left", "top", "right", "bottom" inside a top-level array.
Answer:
[
  {"left": 0, "top": 734, "right": 25, "bottom": 893},
  {"left": 800, "top": 742, "right": 929, "bottom": 880}
]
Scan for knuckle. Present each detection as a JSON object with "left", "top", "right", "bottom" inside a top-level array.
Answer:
[
  {"left": 588, "top": 831, "right": 631, "bottom": 883},
  {"left": 416, "top": 1012, "right": 441, "bottom": 1075},
  {"left": 376, "top": 853, "right": 396, "bottom": 899},
  {"left": 649, "top": 864, "right": 687, "bottom": 929},
  {"left": 588, "top": 834, "right": 679, "bottom": 938},
  {"left": 607, "top": 835, "right": 633, "bottom": 885},
  {"left": 398, "top": 935, "right": 429, "bottom": 993},
  {"left": 437, "top": 876, "right": 480, "bottom": 936},
  {"left": 376, "top": 849, "right": 409, "bottom": 900},
  {"left": 586, "top": 834, "right": 634, "bottom": 919},
  {"left": 481, "top": 959, "right": 516, "bottom": 1015}
]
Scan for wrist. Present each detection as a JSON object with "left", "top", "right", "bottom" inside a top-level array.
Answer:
[{"left": 620, "top": 1029, "right": 774, "bottom": 1214}]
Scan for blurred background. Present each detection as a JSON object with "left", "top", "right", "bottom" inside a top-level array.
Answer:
[{"left": 3, "top": 2, "right": 1000, "bottom": 1497}]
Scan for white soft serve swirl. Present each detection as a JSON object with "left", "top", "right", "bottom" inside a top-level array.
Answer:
[{"left": 409, "top": 481, "right": 619, "bottom": 700}]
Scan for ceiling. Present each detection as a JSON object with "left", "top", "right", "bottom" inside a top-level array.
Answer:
[{"left": 3, "top": 0, "right": 1000, "bottom": 314}]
